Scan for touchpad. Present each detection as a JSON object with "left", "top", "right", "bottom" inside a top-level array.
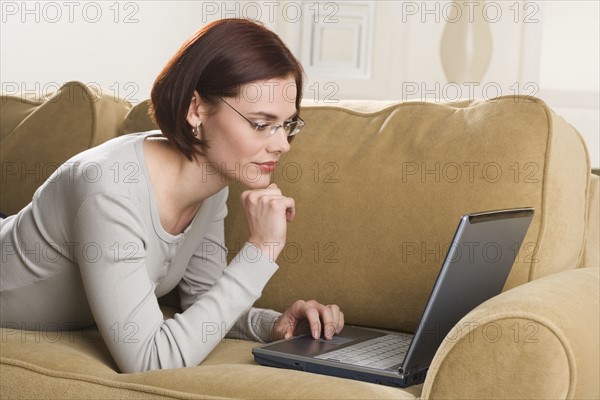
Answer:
[{"left": 266, "top": 334, "right": 354, "bottom": 356}]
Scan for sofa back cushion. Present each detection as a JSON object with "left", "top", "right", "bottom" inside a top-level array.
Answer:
[
  {"left": 0, "top": 81, "right": 131, "bottom": 215},
  {"left": 224, "top": 97, "right": 592, "bottom": 330},
  {"left": 112, "top": 95, "right": 595, "bottom": 330}
]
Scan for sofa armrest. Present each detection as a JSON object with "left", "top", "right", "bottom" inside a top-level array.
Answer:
[
  {"left": 581, "top": 174, "right": 599, "bottom": 268},
  {"left": 422, "top": 267, "right": 599, "bottom": 399}
]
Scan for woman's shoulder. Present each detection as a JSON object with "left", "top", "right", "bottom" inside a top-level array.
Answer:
[
  {"left": 83, "top": 130, "right": 163, "bottom": 163},
  {"left": 35, "top": 131, "right": 162, "bottom": 203}
]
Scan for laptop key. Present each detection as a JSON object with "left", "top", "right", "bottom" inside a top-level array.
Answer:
[{"left": 315, "top": 334, "right": 411, "bottom": 368}]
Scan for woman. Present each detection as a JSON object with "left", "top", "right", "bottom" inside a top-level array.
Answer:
[{"left": 0, "top": 19, "right": 344, "bottom": 373}]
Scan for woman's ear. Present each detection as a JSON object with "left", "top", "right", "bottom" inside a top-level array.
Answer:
[{"left": 186, "top": 90, "right": 211, "bottom": 128}]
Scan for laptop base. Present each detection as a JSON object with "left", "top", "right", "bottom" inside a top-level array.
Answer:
[{"left": 254, "top": 350, "right": 427, "bottom": 388}]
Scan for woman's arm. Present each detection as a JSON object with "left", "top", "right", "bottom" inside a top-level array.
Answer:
[
  {"left": 179, "top": 190, "right": 345, "bottom": 344},
  {"left": 74, "top": 191, "right": 278, "bottom": 373},
  {"left": 178, "top": 191, "right": 282, "bottom": 343}
]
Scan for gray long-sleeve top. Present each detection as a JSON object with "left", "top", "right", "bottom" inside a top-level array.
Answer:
[{"left": 0, "top": 131, "right": 282, "bottom": 373}]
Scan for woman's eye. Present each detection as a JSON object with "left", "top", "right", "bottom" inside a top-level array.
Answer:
[{"left": 253, "top": 123, "right": 270, "bottom": 131}]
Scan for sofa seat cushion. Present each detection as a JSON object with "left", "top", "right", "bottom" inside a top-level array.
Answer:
[{"left": 1, "top": 308, "right": 423, "bottom": 399}]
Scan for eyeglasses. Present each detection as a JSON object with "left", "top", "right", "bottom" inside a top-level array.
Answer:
[{"left": 219, "top": 97, "right": 304, "bottom": 140}]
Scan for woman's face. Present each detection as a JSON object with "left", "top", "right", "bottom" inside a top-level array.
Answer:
[{"left": 200, "top": 75, "right": 298, "bottom": 189}]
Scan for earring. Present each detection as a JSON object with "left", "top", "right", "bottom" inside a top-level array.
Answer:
[{"left": 192, "top": 122, "right": 201, "bottom": 137}]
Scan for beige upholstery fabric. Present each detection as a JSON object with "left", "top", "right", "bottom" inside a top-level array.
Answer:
[
  {"left": 118, "top": 100, "right": 157, "bottom": 136},
  {"left": 581, "top": 174, "right": 600, "bottom": 268},
  {"left": 224, "top": 97, "right": 595, "bottom": 331},
  {"left": 2, "top": 83, "right": 598, "bottom": 399},
  {"left": 0, "top": 81, "right": 131, "bottom": 215},
  {"left": 422, "top": 267, "right": 600, "bottom": 399},
  {"left": 0, "top": 306, "right": 422, "bottom": 400}
]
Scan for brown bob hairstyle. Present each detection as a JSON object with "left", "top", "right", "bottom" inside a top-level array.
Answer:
[{"left": 150, "top": 18, "right": 304, "bottom": 161}]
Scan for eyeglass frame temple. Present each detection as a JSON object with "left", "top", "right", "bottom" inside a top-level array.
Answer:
[{"left": 218, "top": 96, "right": 305, "bottom": 137}]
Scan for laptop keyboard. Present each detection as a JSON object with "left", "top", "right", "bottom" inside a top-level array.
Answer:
[{"left": 314, "top": 333, "right": 412, "bottom": 370}]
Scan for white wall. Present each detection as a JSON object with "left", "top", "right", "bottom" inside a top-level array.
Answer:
[
  {"left": 1, "top": 1, "right": 225, "bottom": 105},
  {"left": 273, "top": 0, "right": 599, "bottom": 168},
  {"left": 1, "top": 0, "right": 598, "bottom": 167}
]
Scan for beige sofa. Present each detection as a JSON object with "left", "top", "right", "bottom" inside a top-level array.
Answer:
[{"left": 1, "top": 81, "right": 598, "bottom": 399}]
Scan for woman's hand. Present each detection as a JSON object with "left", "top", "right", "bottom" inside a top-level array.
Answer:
[
  {"left": 271, "top": 300, "right": 345, "bottom": 341},
  {"left": 241, "top": 183, "right": 294, "bottom": 261}
]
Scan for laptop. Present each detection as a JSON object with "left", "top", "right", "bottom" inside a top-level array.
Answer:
[{"left": 253, "top": 207, "right": 535, "bottom": 387}]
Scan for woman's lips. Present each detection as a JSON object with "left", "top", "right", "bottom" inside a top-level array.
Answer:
[{"left": 255, "top": 162, "right": 277, "bottom": 173}]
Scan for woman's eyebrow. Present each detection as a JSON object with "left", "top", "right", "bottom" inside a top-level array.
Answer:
[{"left": 248, "top": 111, "right": 298, "bottom": 121}]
